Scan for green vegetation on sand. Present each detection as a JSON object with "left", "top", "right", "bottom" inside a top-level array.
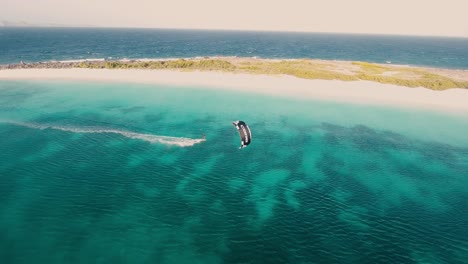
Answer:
[{"left": 3, "top": 57, "right": 468, "bottom": 90}]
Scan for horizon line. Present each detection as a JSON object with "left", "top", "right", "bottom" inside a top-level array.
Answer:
[{"left": 1, "top": 24, "right": 467, "bottom": 39}]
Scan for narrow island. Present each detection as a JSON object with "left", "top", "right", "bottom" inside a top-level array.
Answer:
[
  {"left": 1, "top": 57, "right": 468, "bottom": 90},
  {"left": 1, "top": 57, "right": 468, "bottom": 113}
]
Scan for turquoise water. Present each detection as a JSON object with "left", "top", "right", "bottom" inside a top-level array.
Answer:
[{"left": 1, "top": 80, "right": 468, "bottom": 263}]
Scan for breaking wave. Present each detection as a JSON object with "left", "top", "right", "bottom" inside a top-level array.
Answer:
[{"left": 1, "top": 120, "right": 205, "bottom": 147}]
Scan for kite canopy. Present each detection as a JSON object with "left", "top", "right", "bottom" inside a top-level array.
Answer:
[{"left": 232, "top": 120, "right": 251, "bottom": 149}]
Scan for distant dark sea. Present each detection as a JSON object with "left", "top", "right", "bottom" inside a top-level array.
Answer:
[{"left": 0, "top": 27, "right": 468, "bottom": 69}]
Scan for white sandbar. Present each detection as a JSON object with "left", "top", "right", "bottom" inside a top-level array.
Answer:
[{"left": 1, "top": 68, "right": 467, "bottom": 114}]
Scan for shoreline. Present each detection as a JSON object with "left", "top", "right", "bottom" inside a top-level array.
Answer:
[
  {"left": 1, "top": 57, "right": 468, "bottom": 90},
  {"left": 1, "top": 68, "right": 468, "bottom": 114}
]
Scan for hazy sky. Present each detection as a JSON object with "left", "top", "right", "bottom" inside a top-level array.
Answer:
[{"left": 1, "top": 0, "right": 467, "bottom": 37}]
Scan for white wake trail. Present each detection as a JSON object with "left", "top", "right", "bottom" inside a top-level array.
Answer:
[{"left": 1, "top": 120, "right": 205, "bottom": 147}]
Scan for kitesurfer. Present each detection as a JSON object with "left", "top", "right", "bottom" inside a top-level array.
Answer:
[{"left": 232, "top": 120, "right": 251, "bottom": 149}]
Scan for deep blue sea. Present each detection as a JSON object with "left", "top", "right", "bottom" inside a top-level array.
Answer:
[
  {"left": 1, "top": 27, "right": 468, "bottom": 69},
  {"left": 1, "top": 28, "right": 468, "bottom": 264}
]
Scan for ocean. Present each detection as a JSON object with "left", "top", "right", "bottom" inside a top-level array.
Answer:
[
  {"left": 1, "top": 28, "right": 468, "bottom": 264},
  {"left": 1, "top": 27, "right": 468, "bottom": 69}
]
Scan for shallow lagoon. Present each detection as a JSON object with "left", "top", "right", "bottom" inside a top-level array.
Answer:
[{"left": 1, "top": 80, "right": 467, "bottom": 263}]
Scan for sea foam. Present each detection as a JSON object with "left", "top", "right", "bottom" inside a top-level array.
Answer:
[{"left": 1, "top": 120, "right": 205, "bottom": 147}]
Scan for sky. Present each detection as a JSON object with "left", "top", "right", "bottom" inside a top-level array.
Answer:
[{"left": 1, "top": 0, "right": 467, "bottom": 37}]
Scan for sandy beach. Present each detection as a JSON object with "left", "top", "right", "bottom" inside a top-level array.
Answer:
[{"left": 1, "top": 68, "right": 468, "bottom": 114}]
